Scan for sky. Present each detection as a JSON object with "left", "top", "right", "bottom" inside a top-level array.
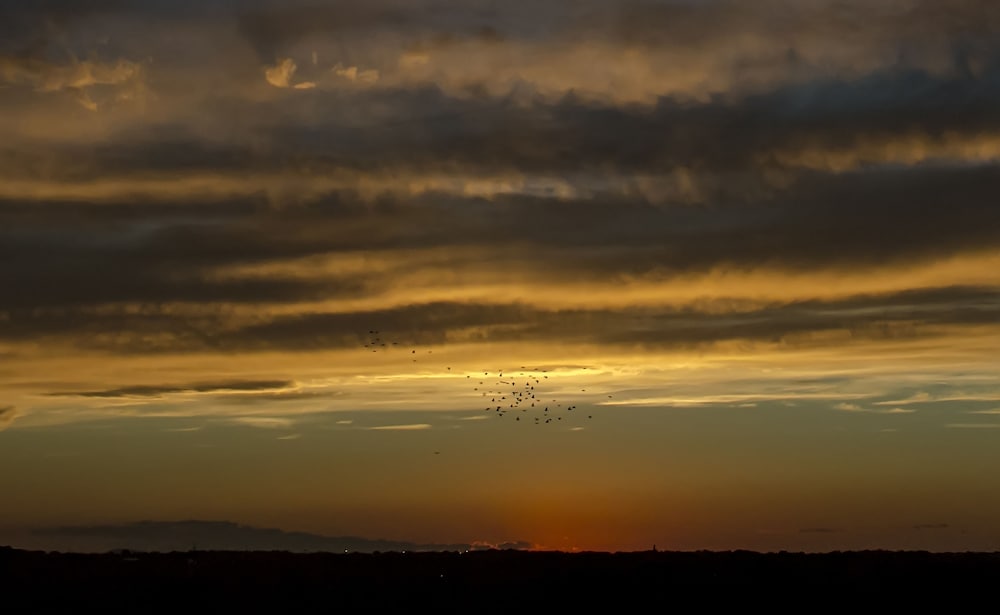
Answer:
[{"left": 1, "top": 0, "right": 999, "bottom": 554}]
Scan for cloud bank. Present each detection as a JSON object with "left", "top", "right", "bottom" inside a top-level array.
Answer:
[{"left": 1, "top": 0, "right": 998, "bottom": 427}]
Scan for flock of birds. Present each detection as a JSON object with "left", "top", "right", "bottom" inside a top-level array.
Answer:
[{"left": 361, "top": 330, "right": 597, "bottom": 425}]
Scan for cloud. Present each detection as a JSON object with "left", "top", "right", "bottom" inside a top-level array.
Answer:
[
  {"left": 834, "top": 402, "right": 916, "bottom": 414},
  {"left": 0, "top": 405, "right": 19, "bottom": 430},
  {"left": 1, "top": 280, "right": 996, "bottom": 365},
  {"left": 332, "top": 64, "right": 379, "bottom": 84},
  {"left": 0, "top": 56, "right": 140, "bottom": 90},
  {"left": 228, "top": 417, "right": 295, "bottom": 430},
  {"left": 602, "top": 392, "right": 874, "bottom": 408},
  {"left": 874, "top": 392, "right": 933, "bottom": 406},
  {"left": 0, "top": 55, "right": 142, "bottom": 110},
  {"left": 1, "top": 0, "right": 999, "bottom": 431},
  {"left": 235, "top": 2, "right": 421, "bottom": 62},
  {"left": 264, "top": 57, "right": 315, "bottom": 89},
  {"left": 876, "top": 391, "right": 1000, "bottom": 406},
  {"left": 225, "top": 0, "right": 1000, "bottom": 105},
  {"left": 945, "top": 423, "right": 1000, "bottom": 429},
  {"left": 264, "top": 57, "right": 294, "bottom": 88},
  {"left": 4, "top": 164, "right": 1000, "bottom": 312},
  {"left": 368, "top": 423, "right": 432, "bottom": 431},
  {"left": 45, "top": 70, "right": 1000, "bottom": 189},
  {"left": 49, "top": 380, "right": 296, "bottom": 398},
  {"left": 833, "top": 403, "right": 864, "bottom": 412}
]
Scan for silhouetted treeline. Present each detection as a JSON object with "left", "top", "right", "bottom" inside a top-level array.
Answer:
[{"left": 2, "top": 546, "right": 997, "bottom": 611}]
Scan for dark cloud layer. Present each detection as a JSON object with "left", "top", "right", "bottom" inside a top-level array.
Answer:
[
  {"left": 49, "top": 380, "right": 295, "bottom": 398},
  {"left": 6, "top": 63, "right": 1000, "bottom": 179},
  {"left": 4, "top": 285, "right": 996, "bottom": 355},
  {"left": 0, "top": 0, "right": 997, "bottom": 360},
  {"left": 1, "top": 161, "right": 998, "bottom": 321}
]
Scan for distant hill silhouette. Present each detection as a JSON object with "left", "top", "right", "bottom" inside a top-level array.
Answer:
[{"left": 29, "top": 520, "right": 486, "bottom": 554}]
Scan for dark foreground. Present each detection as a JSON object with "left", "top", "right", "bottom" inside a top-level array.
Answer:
[{"left": 4, "top": 546, "right": 998, "bottom": 611}]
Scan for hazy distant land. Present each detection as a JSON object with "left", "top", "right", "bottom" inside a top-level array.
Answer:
[{"left": 19, "top": 520, "right": 498, "bottom": 554}]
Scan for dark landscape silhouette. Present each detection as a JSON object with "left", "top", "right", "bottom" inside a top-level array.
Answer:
[{"left": 3, "top": 538, "right": 998, "bottom": 611}]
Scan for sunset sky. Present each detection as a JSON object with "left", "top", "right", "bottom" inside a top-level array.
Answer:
[{"left": 2, "top": 0, "right": 1000, "bottom": 553}]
